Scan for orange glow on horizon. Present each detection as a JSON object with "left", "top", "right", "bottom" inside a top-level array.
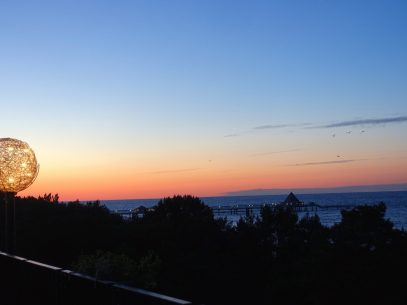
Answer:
[{"left": 18, "top": 155, "right": 407, "bottom": 201}]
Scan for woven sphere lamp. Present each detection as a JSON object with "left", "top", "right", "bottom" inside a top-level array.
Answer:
[
  {"left": 0, "top": 138, "right": 39, "bottom": 253},
  {"left": 0, "top": 138, "right": 39, "bottom": 193}
]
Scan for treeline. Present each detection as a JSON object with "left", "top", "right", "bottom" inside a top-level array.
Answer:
[{"left": 1, "top": 194, "right": 406, "bottom": 305}]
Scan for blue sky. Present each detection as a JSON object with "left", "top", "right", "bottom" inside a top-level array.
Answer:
[{"left": 0, "top": 0, "right": 406, "bottom": 199}]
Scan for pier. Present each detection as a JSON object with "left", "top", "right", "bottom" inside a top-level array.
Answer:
[
  {"left": 210, "top": 203, "right": 357, "bottom": 216},
  {"left": 113, "top": 202, "right": 358, "bottom": 219}
]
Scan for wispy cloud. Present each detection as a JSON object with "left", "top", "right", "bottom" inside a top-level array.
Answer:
[
  {"left": 225, "top": 115, "right": 407, "bottom": 138},
  {"left": 313, "top": 116, "right": 407, "bottom": 129},
  {"left": 225, "top": 124, "right": 293, "bottom": 137},
  {"left": 151, "top": 168, "right": 200, "bottom": 174},
  {"left": 252, "top": 124, "right": 290, "bottom": 130},
  {"left": 251, "top": 149, "right": 301, "bottom": 157},
  {"left": 287, "top": 159, "right": 358, "bottom": 167},
  {"left": 224, "top": 133, "right": 239, "bottom": 138}
]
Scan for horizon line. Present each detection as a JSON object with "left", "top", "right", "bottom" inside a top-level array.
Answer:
[{"left": 44, "top": 182, "right": 407, "bottom": 202}]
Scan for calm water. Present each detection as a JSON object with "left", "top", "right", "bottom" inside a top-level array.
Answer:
[{"left": 101, "top": 191, "right": 407, "bottom": 229}]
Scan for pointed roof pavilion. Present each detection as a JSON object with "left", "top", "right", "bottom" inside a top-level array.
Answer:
[{"left": 282, "top": 192, "right": 302, "bottom": 206}]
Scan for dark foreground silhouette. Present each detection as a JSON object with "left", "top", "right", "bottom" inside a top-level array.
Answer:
[{"left": 1, "top": 194, "right": 406, "bottom": 305}]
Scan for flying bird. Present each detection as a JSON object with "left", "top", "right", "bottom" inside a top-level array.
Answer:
[
  {"left": 346, "top": 131, "right": 352, "bottom": 134},
  {"left": 361, "top": 130, "right": 366, "bottom": 133},
  {"left": 332, "top": 133, "right": 336, "bottom": 138}
]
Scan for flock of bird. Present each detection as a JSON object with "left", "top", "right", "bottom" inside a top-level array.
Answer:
[
  {"left": 332, "top": 130, "right": 366, "bottom": 138},
  {"left": 332, "top": 130, "right": 367, "bottom": 159}
]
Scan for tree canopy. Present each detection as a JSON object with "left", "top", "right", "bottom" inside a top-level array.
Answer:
[{"left": 1, "top": 193, "right": 406, "bottom": 305}]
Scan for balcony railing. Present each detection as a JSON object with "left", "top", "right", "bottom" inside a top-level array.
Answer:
[{"left": 0, "top": 251, "right": 193, "bottom": 305}]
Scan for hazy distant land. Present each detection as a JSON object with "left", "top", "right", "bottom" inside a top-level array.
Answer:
[{"left": 224, "top": 183, "right": 407, "bottom": 196}]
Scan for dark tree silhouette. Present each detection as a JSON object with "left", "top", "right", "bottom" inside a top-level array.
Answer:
[{"left": 2, "top": 194, "right": 406, "bottom": 305}]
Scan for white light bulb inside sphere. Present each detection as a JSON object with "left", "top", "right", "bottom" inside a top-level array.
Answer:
[{"left": 0, "top": 138, "right": 39, "bottom": 193}]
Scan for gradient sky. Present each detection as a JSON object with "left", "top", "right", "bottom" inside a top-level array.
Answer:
[{"left": 1, "top": 0, "right": 406, "bottom": 200}]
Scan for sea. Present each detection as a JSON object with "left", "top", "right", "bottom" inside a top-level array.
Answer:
[{"left": 101, "top": 191, "right": 407, "bottom": 229}]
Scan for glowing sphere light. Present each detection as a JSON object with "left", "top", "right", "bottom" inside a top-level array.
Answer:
[{"left": 0, "top": 138, "right": 39, "bottom": 193}]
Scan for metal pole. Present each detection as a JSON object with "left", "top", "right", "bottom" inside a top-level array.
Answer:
[
  {"left": 13, "top": 194, "right": 16, "bottom": 254},
  {"left": 0, "top": 192, "right": 2, "bottom": 250},
  {"left": 5, "top": 191, "right": 9, "bottom": 252},
  {"left": 4, "top": 192, "right": 16, "bottom": 254}
]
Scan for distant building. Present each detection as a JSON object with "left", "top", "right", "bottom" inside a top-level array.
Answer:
[{"left": 282, "top": 192, "right": 303, "bottom": 206}]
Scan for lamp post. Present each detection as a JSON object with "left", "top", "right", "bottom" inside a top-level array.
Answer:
[{"left": 0, "top": 138, "right": 39, "bottom": 254}]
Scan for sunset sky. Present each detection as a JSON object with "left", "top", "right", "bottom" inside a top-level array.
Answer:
[{"left": 1, "top": 0, "right": 406, "bottom": 200}]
